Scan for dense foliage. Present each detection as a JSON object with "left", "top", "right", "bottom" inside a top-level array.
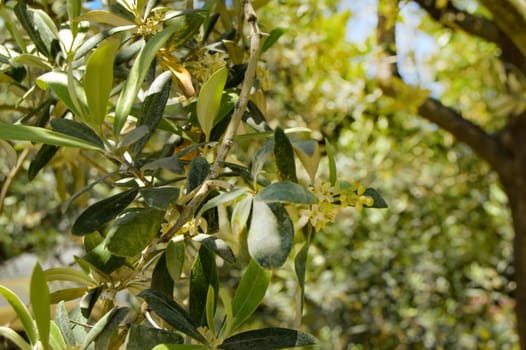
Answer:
[{"left": 0, "top": 0, "right": 386, "bottom": 349}]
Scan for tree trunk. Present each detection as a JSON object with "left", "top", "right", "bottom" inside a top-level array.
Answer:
[{"left": 500, "top": 115, "right": 526, "bottom": 350}]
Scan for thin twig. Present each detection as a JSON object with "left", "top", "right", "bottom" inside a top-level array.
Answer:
[
  {"left": 159, "top": 0, "right": 262, "bottom": 243},
  {"left": 0, "top": 147, "right": 30, "bottom": 214}
]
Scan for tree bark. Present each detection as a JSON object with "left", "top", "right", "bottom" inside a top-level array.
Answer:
[{"left": 499, "top": 114, "right": 526, "bottom": 350}]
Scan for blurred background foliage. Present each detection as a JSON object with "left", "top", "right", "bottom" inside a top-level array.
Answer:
[{"left": 0, "top": 0, "right": 518, "bottom": 348}]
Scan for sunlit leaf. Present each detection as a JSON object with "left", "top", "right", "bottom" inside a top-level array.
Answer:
[
  {"left": 231, "top": 195, "right": 253, "bottom": 237},
  {"left": 197, "top": 67, "right": 228, "bottom": 140},
  {"left": 78, "top": 10, "right": 136, "bottom": 27},
  {"left": 0, "top": 122, "right": 102, "bottom": 150},
  {"left": 80, "top": 307, "right": 119, "bottom": 350},
  {"left": 248, "top": 200, "right": 294, "bottom": 269},
  {"left": 36, "top": 72, "right": 87, "bottom": 119},
  {"left": 0, "top": 285, "right": 37, "bottom": 345},
  {"left": 230, "top": 259, "right": 270, "bottom": 332},
  {"left": 49, "top": 321, "right": 67, "bottom": 350},
  {"left": 324, "top": 138, "right": 337, "bottom": 186},
  {"left": 45, "top": 267, "right": 93, "bottom": 285},
  {"left": 292, "top": 140, "right": 320, "bottom": 185},
  {"left": 84, "top": 39, "right": 120, "bottom": 127},
  {"left": 0, "top": 327, "right": 31, "bottom": 350},
  {"left": 14, "top": 3, "right": 60, "bottom": 58},
  {"left": 114, "top": 25, "right": 180, "bottom": 136},
  {"left": 197, "top": 187, "right": 247, "bottom": 218},
  {"left": 54, "top": 301, "right": 76, "bottom": 346},
  {"left": 152, "top": 345, "right": 208, "bottom": 350},
  {"left": 30, "top": 263, "right": 50, "bottom": 350}
]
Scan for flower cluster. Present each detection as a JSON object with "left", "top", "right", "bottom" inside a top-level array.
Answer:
[{"left": 299, "top": 181, "right": 375, "bottom": 232}]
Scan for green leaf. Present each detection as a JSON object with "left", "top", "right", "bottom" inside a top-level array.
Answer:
[
  {"left": 94, "top": 307, "right": 129, "bottom": 350},
  {"left": 114, "top": 25, "right": 180, "bottom": 136},
  {"left": 165, "top": 10, "right": 206, "bottom": 49},
  {"left": 219, "top": 289, "right": 233, "bottom": 339},
  {"left": 0, "top": 122, "right": 103, "bottom": 150},
  {"left": 152, "top": 252, "right": 174, "bottom": 298},
  {"left": 45, "top": 267, "right": 93, "bottom": 285},
  {"left": 117, "top": 125, "right": 150, "bottom": 149},
  {"left": 49, "top": 321, "right": 67, "bottom": 350},
  {"left": 140, "top": 186, "right": 180, "bottom": 209},
  {"left": 251, "top": 139, "right": 273, "bottom": 181},
  {"left": 80, "top": 307, "right": 119, "bottom": 350},
  {"left": 261, "top": 27, "right": 286, "bottom": 53},
  {"left": 294, "top": 241, "right": 310, "bottom": 317},
  {"left": 132, "top": 70, "right": 173, "bottom": 155},
  {"left": 256, "top": 181, "right": 317, "bottom": 204},
  {"left": 28, "top": 144, "right": 59, "bottom": 181},
  {"left": 72, "top": 188, "right": 138, "bottom": 236},
  {"left": 55, "top": 301, "right": 76, "bottom": 346},
  {"left": 231, "top": 195, "right": 253, "bottom": 237},
  {"left": 206, "top": 285, "right": 216, "bottom": 336},
  {"left": 273, "top": 127, "right": 297, "bottom": 183},
  {"left": 126, "top": 325, "right": 184, "bottom": 350},
  {"left": 197, "top": 187, "right": 247, "bottom": 218},
  {"left": 197, "top": 67, "right": 228, "bottom": 140},
  {"left": 363, "top": 188, "right": 388, "bottom": 208},
  {"left": 247, "top": 200, "right": 294, "bottom": 269},
  {"left": 50, "top": 118, "right": 105, "bottom": 149},
  {"left": 36, "top": 72, "right": 87, "bottom": 119},
  {"left": 193, "top": 234, "right": 236, "bottom": 263},
  {"left": 11, "top": 53, "right": 53, "bottom": 71},
  {"left": 80, "top": 286, "right": 103, "bottom": 319},
  {"left": 84, "top": 39, "right": 120, "bottom": 127},
  {"left": 77, "top": 10, "right": 136, "bottom": 27},
  {"left": 230, "top": 259, "right": 270, "bottom": 332},
  {"left": 142, "top": 156, "right": 185, "bottom": 174},
  {"left": 138, "top": 289, "right": 207, "bottom": 343},
  {"left": 190, "top": 246, "right": 219, "bottom": 326},
  {"left": 325, "top": 138, "right": 337, "bottom": 186},
  {"left": 30, "top": 263, "right": 50, "bottom": 350},
  {"left": 14, "top": 3, "right": 59, "bottom": 58},
  {"left": 292, "top": 140, "right": 320, "bottom": 185},
  {"left": 166, "top": 239, "right": 185, "bottom": 281},
  {"left": 106, "top": 208, "right": 165, "bottom": 257},
  {"left": 49, "top": 288, "right": 87, "bottom": 304},
  {"left": 152, "top": 345, "right": 208, "bottom": 350},
  {"left": 219, "top": 328, "right": 316, "bottom": 349},
  {"left": 83, "top": 243, "right": 126, "bottom": 274},
  {"left": 0, "top": 327, "right": 31, "bottom": 350},
  {"left": 187, "top": 156, "right": 209, "bottom": 192}
]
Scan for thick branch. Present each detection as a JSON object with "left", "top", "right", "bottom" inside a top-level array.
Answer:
[
  {"left": 479, "top": 0, "right": 526, "bottom": 60},
  {"left": 377, "top": 0, "right": 513, "bottom": 178},
  {"left": 417, "top": 98, "right": 512, "bottom": 178},
  {"left": 413, "top": 0, "right": 526, "bottom": 75}
]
